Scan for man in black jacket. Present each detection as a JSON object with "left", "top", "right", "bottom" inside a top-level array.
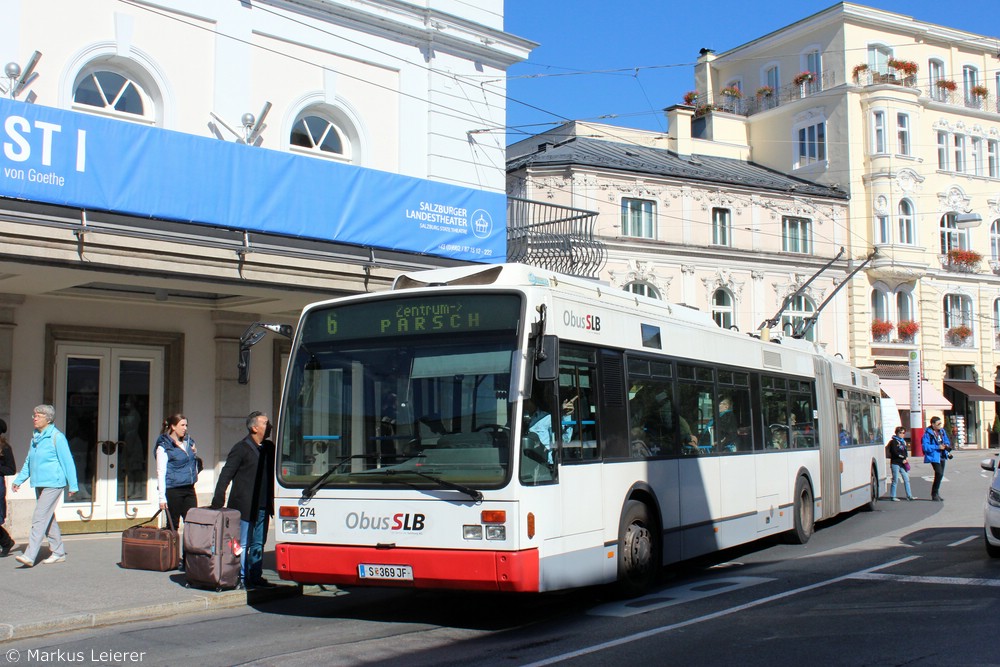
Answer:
[
  {"left": 211, "top": 411, "right": 275, "bottom": 588},
  {"left": 0, "top": 418, "right": 17, "bottom": 556}
]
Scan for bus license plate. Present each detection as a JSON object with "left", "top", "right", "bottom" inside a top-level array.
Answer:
[{"left": 358, "top": 564, "right": 413, "bottom": 581}]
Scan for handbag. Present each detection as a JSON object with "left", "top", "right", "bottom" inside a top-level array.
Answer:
[
  {"left": 120, "top": 509, "right": 180, "bottom": 571},
  {"left": 903, "top": 461, "right": 911, "bottom": 472}
]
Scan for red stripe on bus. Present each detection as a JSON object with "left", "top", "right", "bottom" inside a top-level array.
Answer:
[{"left": 276, "top": 543, "right": 540, "bottom": 592}]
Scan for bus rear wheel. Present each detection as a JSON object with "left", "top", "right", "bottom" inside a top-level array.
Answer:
[
  {"left": 616, "top": 500, "right": 659, "bottom": 597},
  {"left": 790, "top": 476, "right": 814, "bottom": 544},
  {"left": 864, "top": 467, "right": 878, "bottom": 511}
]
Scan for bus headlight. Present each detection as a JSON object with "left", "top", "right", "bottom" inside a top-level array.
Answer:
[
  {"left": 485, "top": 525, "right": 506, "bottom": 541},
  {"left": 282, "top": 519, "right": 299, "bottom": 534},
  {"left": 463, "top": 525, "right": 483, "bottom": 540},
  {"left": 300, "top": 520, "right": 318, "bottom": 534}
]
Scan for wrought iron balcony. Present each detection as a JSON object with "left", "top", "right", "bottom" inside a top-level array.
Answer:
[{"left": 507, "top": 197, "right": 606, "bottom": 278}]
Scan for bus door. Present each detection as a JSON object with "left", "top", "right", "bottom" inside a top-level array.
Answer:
[
  {"left": 555, "top": 346, "right": 606, "bottom": 537},
  {"left": 814, "top": 358, "right": 841, "bottom": 519}
]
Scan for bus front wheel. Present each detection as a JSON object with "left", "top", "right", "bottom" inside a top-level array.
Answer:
[
  {"left": 616, "top": 500, "right": 659, "bottom": 597},
  {"left": 790, "top": 476, "right": 814, "bottom": 544}
]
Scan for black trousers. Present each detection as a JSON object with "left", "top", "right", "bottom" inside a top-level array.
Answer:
[
  {"left": 165, "top": 485, "right": 198, "bottom": 529},
  {"left": 930, "top": 460, "right": 946, "bottom": 498}
]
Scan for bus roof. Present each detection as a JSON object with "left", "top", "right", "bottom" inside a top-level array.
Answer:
[{"left": 393, "top": 263, "right": 876, "bottom": 392}]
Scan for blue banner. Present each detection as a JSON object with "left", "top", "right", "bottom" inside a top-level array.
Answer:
[{"left": 0, "top": 98, "right": 505, "bottom": 262}]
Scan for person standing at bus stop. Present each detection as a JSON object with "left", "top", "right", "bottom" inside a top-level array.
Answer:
[
  {"left": 922, "top": 416, "right": 952, "bottom": 501},
  {"left": 886, "top": 426, "right": 914, "bottom": 501},
  {"left": 211, "top": 411, "right": 275, "bottom": 588}
]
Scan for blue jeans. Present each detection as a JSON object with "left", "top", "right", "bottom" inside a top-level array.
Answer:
[
  {"left": 239, "top": 507, "right": 269, "bottom": 583},
  {"left": 889, "top": 463, "right": 912, "bottom": 498}
]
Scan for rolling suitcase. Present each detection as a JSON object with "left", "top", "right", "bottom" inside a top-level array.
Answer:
[{"left": 183, "top": 507, "right": 242, "bottom": 590}]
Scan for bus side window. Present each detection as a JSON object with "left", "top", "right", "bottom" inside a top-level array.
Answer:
[{"left": 558, "top": 346, "right": 601, "bottom": 461}]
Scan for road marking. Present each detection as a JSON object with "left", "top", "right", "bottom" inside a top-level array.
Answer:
[
  {"left": 851, "top": 571, "right": 1000, "bottom": 587},
  {"left": 947, "top": 535, "right": 977, "bottom": 547},
  {"left": 588, "top": 576, "right": 774, "bottom": 618},
  {"left": 520, "top": 556, "right": 919, "bottom": 667}
]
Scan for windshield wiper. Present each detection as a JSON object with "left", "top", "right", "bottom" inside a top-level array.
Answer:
[
  {"left": 301, "top": 454, "right": 368, "bottom": 499},
  {"left": 383, "top": 468, "right": 483, "bottom": 502}
]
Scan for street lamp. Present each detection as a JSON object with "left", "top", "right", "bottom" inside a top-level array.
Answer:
[{"left": 954, "top": 213, "right": 982, "bottom": 229}]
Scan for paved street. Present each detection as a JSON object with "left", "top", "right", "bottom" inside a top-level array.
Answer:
[{"left": 1, "top": 450, "right": 997, "bottom": 666}]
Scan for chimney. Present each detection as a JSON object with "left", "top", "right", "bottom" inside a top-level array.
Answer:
[
  {"left": 695, "top": 48, "right": 717, "bottom": 107},
  {"left": 664, "top": 105, "right": 693, "bottom": 156}
]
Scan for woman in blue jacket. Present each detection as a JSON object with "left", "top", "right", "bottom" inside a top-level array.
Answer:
[
  {"left": 921, "top": 416, "right": 952, "bottom": 502},
  {"left": 12, "top": 405, "right": 78, "bottom": 567}
]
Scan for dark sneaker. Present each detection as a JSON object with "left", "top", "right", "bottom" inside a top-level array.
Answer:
[
  {"left": 247, "top": 578, "right": 278, "bottom": 589},
  {"left": 0, "top": 542, "right": 13, "bottom": 557}
]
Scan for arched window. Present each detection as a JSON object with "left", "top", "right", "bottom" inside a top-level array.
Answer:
[
  {"left": 897, "top": 199, "right": 914, "bottom": 245},
  {"left": 963, "top": 65, "right": 980, "bottom": 106},
  {"left": 781, "top": 295, "right": 816, "bottom": 342},
  {"left": 803, "top": 49, "right": 822, "bottom": 93},
  {"left": 928, "top": 59, "right": 946, "bottom": 101},
  {"left": 867, "top": 44, "right": 892, "bottom": 74},
  {"left": 940, "top": 212, "right": 968, "bottom": 254},
  {"left": 991, "top": 220, "right": 1000, "bottom": 261},
  {"left": 625, "top": 282, "right": 660, "bottom": 299},
  {"left": 896, "top": 291, "right": 913, "bottom": 322},
  {"left": 712, "top": 289, "right": 734, "bottom": 329},
  {"left": 289, "top": 105, "right": 357, "bottom": 163},
  {"left": 993, "top": 298, "right": 1000, "bottom": 337},
  {"left": 72, "top": 65, "right": 156, "bottom": 124},
  {"left": 870, "top": 288, "right": 889, "bottom": 321},
  {"left": 943, "top": 293, "right": 973, "bottom": 329}
]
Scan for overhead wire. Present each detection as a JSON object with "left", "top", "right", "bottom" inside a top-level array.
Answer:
[{"left": 112, "top": 0, "right": 999, "bottom": 254}]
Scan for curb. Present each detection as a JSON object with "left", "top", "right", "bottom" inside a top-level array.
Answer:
[{"left": 0, "top": 584, "right": 306, "bottom": 643}]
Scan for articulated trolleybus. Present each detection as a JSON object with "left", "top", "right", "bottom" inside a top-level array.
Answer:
[{"left": 272, "top": 263, "right": 884, "bottom": 595}]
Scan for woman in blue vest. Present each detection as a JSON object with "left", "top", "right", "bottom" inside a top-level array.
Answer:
[{"left": 155, "top": 414, "right": 199, "bottom": 530}]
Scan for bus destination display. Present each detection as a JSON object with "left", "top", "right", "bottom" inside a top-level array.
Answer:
[{"left": 303, "top": 294, "right": 521, "bottom": 342}]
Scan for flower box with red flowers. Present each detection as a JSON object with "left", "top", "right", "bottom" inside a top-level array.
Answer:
[
  {"left": 720, "top": 86, "right": 742, "bottom": 99},
  {"left": 683, "top": 91, "right": 699, "bottom": 106},
  {"left": 887, "top": 59, "right": 918, "bottom": 76},
  {"left": 947, "top": 248, "right": 982, "bottom": 269},
  {"left": 755, "top": 86, "right": 773, "bottom": 98},
  {"left": 971, "top": 85, "right": 989, "bottom": 98},
  {"left": 947, "top": 325, "right": 972, "bottom": 343},
  {"left": 793, "top": 71, "right": 814, "bottom": 86},
  {"left": 896, "top": 320, "right": 920, "bottom": 339},
  {"left": 935, "top": 79, "right": 958, "bottom": 91},
  {"left": 871, "top": 319, "right": 894, "bottom": 339},
  {"left": 851, "top": 63, "right": 869, "bottom": 81}
]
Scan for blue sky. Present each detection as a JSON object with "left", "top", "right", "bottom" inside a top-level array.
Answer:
[{"left": 502, "top": 0, "right": 998, "bottom": 143}]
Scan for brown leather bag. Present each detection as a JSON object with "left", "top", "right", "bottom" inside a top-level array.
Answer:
[{"left": 120, "top": 509, "right": 180, "bottom": 571}]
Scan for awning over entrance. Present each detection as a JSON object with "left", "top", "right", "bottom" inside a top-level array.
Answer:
[
  {"left": 880, "top": 379, "right": 953, "bottom": 410},
  {"left": 943, "top": 379, "right": 1000, "bottom": 402}
]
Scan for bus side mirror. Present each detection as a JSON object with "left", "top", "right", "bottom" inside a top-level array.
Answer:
[
  {"left": 535, "top": 335, "right": 558, "bottom": 382},
  {"left": 238, "top": 347, "right": 251, "bottom": 385}
]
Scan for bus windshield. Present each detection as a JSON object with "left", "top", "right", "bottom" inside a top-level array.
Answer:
[{"left": 278, "top": 293, "right": 522, "bottom": 492}]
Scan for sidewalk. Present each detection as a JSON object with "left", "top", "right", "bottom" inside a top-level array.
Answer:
[{"left": 0, "top": 529, "right": 305, "bottom": 642}]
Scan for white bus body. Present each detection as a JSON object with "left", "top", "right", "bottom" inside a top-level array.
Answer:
[{"left": 273, "top": 264, "right": 884, "bottom": 594}]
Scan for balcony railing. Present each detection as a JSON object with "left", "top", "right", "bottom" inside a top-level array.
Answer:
[
  {"left": 507, "top": 197, "right": 605, "bottom": 278},
  {"left": 730, "top": 68, "right": 1000, "bottom": 119},
  {"left": 939, "top": 254, "right": 982, "bottom": 274},
  {"left": 714, "top": 70, "right": 836, "bottom": 116},
  {"left": 944, "top": 328, "right": 974, "bottom": 349}
]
